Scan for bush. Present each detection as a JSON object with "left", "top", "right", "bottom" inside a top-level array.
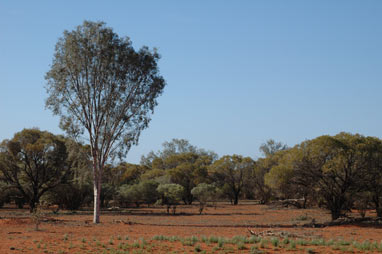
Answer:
[
  {"left": 42, "top": 182, "right": 92, "bottom": 210},
  {"left": 157, "top": 183, "right": 184, "bottom": 214}
]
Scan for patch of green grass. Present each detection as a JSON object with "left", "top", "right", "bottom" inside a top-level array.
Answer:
[
  {"left": 297, "top": 238, "right": 308, "bottom": 246},
  {"left": 259, "top": 238, "right": 267, "bottom": 248},
  {"left": 282, "top": 237, "right": 290, "bottom": 245},
  {"left": 169, "top": 236, "right": 179, "bottom": 242},
  {"left": 194, "top": 244, "right": 202, "bottom": 252},
  {"left": 326, "top": 239, "right": 335, "bottom": 246},
  {"left": 201, "top": 235, "right": 208, "bottom": 243},
  {"left": 250, "top": 245, "right": 264, "bottom": 254},
  {"left": 237, "top": 241, "right": 247, "bottom": 250},
  {"left": 310, "top": 238, "right": 325, "bottom": 246},
  {"left": 218, "top": 237, "right": 225, "bottom": 248},
  {"left": 287, "top": 240, "right": 296, "bottom": 250},
  {"left": 152, "top": 235, "right": 165, "bottom": 241},
  {"left": 209, "top": 235, "right": 219, "bottom": 243},
  {"left": 231, "top": 235, "right": 247, "bottom": 244},
  {"left": 338, "top": 239, "right": 351, "bottom": 246},
  {"left": 295, "top": 213, "right": 309, "bottom": 221},
  {"left": 270, "top": 237, "right": 279, "bottom": 247},
  {"left": 132, "top": 241, "right": 140, "bottom": 248}
]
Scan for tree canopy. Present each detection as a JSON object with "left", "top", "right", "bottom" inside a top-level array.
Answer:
[{"left": 0, "top": 129, "right": 69, "bottom": 212}]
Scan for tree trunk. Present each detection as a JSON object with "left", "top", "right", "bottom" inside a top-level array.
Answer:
[
  {"left": 373, "top": 196, "right": 382, "bottom": 217},
  {"left": 331, "top": 204, "right": 341, "bottom": 221},
  {"left": 233, "top": 194, "right": 239, "bottom": 205},
  {"left": 29, "top": 201, "right": 36, "bottom": 213},
  {"left": 29, "top": 195, "right": 38, "bottom": 213},
  {"left": 302, "top": 194, "right": 307, "bottom": 209},
  {"left": 93, "top": 178, "right": 101, "bottom": 223}
]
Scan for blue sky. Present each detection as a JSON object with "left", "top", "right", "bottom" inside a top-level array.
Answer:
[{"left": 0, "top": 1, "right": 381, "bottom": 163}]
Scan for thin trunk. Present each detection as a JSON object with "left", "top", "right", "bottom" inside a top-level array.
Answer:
[
  {"left": 29, "top": 201, "right": 36, "bottom": 213},
  {"left": 93, "top": 177, "right": 101, "bottom": 223}
]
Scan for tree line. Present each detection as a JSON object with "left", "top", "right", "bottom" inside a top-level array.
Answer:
[{"left": 1, "top": 129, "right": 381, "bottom": 220}]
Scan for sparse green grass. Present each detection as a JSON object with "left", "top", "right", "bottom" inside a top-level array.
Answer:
[
  {"left": 270, "top": 237, "right": 279, "bottom": 247},
  {"left": 237, "top": 241, "right": 247, "bottom": 250},
  {"left": 29, "top": 234, "right": 382, "bottom": 254},
  {"left": 295, "top": 213, "right": 309, "bottom": 221},
  {"left": 287, "top": 240, "right": 296, "bottom": 250}
]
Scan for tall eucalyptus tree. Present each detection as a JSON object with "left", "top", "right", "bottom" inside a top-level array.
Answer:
[{"left": 45, "top": 21, "right": 166, "bottom": 223}]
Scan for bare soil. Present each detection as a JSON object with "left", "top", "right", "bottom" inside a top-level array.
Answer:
[{"left": 1, "top": 201, "right": 381, "bottom": 253}]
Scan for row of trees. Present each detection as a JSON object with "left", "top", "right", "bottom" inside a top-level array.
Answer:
[{"left": 1, "top": 129, "right": 382, "bottom": 220}]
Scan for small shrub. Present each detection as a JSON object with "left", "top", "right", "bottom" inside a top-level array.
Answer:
[
  {"left": 250, "top": 246, "right": 264, "bottom": 254},
  {"left": 209, "top": 236, "right": 219, "bottom": 243},
  {"left": 191, "top": 235, "right": 199, "bottom": 244},
  {"left": 270, "top": 237, "right": 279, "bottom": 247},
  {"left": 237, "top": 242, "right": 247, "bottom": 250},
  {"left": 288, "top": 240, "right": 296, "bottom": 250},
  {"left": 297, "top": 238, "right": 308, "bottom": 246},
  {"left": 259, "top": 239, "right": 267, "bottom": 248},
  {"left": 295, "top": 213, "right": 309, "bottom": 221},
  {"left": 218, "top": 238, "right": 225, "bottom": 248},
  {"left": 194, "top": 244, "right": 202, "bottom": 252},
  {"left": 338, "top": 239, "right": 351, "bottom": 246},
  {"left": 248, "top": 236, "right": 260, "bottom": 244}
]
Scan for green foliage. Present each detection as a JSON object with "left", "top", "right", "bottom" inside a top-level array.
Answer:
[
  {"left": 259, "top": 139, "right": 288, "bottom": 157},
  {"left": 118, "top": 184, "right": 141, "bottom": 207},
  {"left": 141, "top": 139, "right": 217, "bottom": 204},
  {"left": 42, "top": 181, "right": 92, "bottom": 210},
  {"left": 208, "top": 155, "right": 255, "bottom": 205},
  {"left": 191, "top": 183, "right": 217, "bottom": 214},
  {"left": 0, "top": 129, "right": 69, "bottom": 212},
  {"left": 118, "top": 179, "right": 159, "bottom": 207},
  {"left": 194, "top": 244, "right": 202, "bottom": 252},
  {"left": 156, "top": 183, "right": 184, "bottom": 214},
  {"left": 0, "top": 181, "right": 11, "bottom": 207}
]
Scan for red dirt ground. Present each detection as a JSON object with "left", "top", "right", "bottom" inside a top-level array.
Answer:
[{"left": 1, "top": 202, "right": 382, "bottom": 253}]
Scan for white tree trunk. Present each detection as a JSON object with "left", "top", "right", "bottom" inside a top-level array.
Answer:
[{"left": 93, "top": 175, "right": 101, "bottom": 223}]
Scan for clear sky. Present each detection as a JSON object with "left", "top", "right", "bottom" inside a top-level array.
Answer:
[{"left": 0, "top": 1, "right": 381, "bottom": 163}]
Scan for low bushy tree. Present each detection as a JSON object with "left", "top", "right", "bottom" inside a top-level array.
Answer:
[
  {"left": 209, "top": 155, "right": 255, "bottom": 205},
  {"left": 0, "top": 129, "right": 70, "bottom": 212},
  {"left": 191, "top": 183, "right": 217, "bottom": 214},
  {"left": 156, "top": 183, "right": 184, "bottom": 214}
]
